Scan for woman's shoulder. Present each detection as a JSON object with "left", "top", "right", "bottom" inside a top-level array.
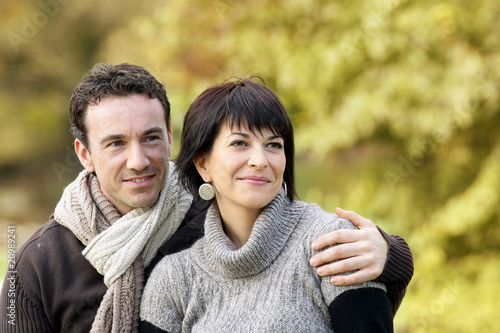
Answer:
[{"left": 295, "top": 201, "right": 357, "bottom": 237}]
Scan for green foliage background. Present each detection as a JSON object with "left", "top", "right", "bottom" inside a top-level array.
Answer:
[{"left": 1, "top": 0, "right": 499, "bottom": 331}]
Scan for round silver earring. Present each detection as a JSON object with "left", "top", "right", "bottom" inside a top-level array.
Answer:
[{"left": 199, "top": 183, "right": 215, "bottom": 200}]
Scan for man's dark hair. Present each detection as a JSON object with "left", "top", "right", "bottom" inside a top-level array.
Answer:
[{"left": 69, "top": 63, "right": 171, "bottom": 147}]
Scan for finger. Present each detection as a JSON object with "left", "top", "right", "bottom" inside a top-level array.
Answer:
[
  {"left": 330, "top": 268, "right": 380, "bottom": 286},
  {"left": 315, "top": 256, "right": 367, "bottom": 276},
  {"left": 335, "top": 207, "right": 375, "bottom": 229},
  {"left": 310, "top": 243, "right": 365, "bottom": 267},
  {"left": 312, "top": 229, "right": 360, "bottom": 250}
]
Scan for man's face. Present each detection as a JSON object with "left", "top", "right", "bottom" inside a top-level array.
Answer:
[{"left": 75, "top": 93, "right": 172, "bottom": 215}]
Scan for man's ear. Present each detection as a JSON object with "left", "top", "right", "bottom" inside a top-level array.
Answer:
[
  {"left": 193, "top": 154, "right": 212, "bottom": 183},
  {"left": 74, "top": 139, "right": 95, "bottom": 173},
  {"left": 167, "top": 126, "right": 173, "bottom": 158}
]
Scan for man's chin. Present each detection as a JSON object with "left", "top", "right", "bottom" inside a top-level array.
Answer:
[{"left": 129, "top": 192, "right": 162, "bottom": 210}]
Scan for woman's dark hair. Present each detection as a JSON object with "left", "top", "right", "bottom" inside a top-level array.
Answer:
[
  {"left": 176, "top": 76, "right": 296, "bottom": 202},
  {"left": 69, "top": 63, "right": 171, "bottom": 148}
]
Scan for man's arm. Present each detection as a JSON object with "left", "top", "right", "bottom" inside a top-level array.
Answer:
[
  {"left": 371, "top": 226, "right": 414, "bottom": 315},
  {"left": 310, "top": 208, "right": 414, "bottom": 315},
  {"left": 0, "top": 256, "right": 53, "bottom": 333}
]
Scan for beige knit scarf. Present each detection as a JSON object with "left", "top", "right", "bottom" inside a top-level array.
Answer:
[{"left": 54, "top": 161, "right": 192, "bottom": 332}]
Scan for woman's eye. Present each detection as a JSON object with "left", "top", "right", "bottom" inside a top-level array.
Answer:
[
  {"left": 231, "top": 140, "right": 247, "bottom": 147},
  {"left": 268, "top": 142, "right": 283, "bottom": 149}
]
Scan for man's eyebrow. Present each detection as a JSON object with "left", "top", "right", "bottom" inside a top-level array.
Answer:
[
  {"left": 143, "top": 127, "right": 164, "bottom": 136},
  {"left": 100, "top": 134, "right": 124, "bottom": 145},
  {"left": 100, "top": 127, "right": 164, "bottom": 145}
]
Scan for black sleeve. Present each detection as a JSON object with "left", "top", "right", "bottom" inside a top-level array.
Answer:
[
  {"left": 139, "top": 319, "right": 170, "bottom": 333},
  {"left": 329, "top": 288, "right": 393, "bottom": 332},
  {"left": 145, "top": 199, "right": 209, "bottom": 280},
  {"left": 375, "top": 228, "right": 414, "bottom": 315}
]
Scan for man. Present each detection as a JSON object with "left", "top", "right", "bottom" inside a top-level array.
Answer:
[{"left": 0, "top": 63, "right": 413, "bottom": 332}]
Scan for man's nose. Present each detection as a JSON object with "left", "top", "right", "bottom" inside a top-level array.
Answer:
[{"left": 126, "top": 143, "right": 150, "bottom": 171}]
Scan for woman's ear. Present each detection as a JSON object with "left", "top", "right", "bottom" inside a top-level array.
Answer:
[{"left": 193, "top": 154, "right": 212, "bottom": 183}]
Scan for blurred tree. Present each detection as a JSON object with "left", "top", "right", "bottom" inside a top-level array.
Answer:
[
  {"left": 1, "top": 0, "right": 499, "bottom": 331},
  {"left": 98, "top": 0, "right": 500, "bottom": 331}
]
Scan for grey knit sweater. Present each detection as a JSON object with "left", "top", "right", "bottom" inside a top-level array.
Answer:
[{"left": 140, "top": 191, "right": 392, "bottom": 332}]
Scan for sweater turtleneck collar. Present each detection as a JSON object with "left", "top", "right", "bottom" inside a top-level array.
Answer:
[{"left": 196, "top": 189, "right": 308, "bottom": 278}]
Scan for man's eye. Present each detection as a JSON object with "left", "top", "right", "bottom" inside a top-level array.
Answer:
[
  {"left": 146, "top": 136, "right": 160, "bottom": 142},
  {"left": 110, "top": 141, "right": 123, "bottom": 147}
]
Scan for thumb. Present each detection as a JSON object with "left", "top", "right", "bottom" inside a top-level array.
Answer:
[{"left": 335, "top": 207, "right": 374, "bottom": 229}]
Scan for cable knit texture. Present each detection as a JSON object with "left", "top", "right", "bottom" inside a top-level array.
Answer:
[
  {"left": 141, "top": 190, "right": 387, "bottom": 332},
  {"left": 54, "top": 161, "right": 192, "bottom": 333}
]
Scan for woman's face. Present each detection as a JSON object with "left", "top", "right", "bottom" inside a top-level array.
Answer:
[{"left": 195, "top": 122, "right": 286, "bottom": 218}]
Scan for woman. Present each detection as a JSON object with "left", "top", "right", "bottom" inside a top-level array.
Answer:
[{"left": 140, "top": 77, "right": 393, "bottom": 332}]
